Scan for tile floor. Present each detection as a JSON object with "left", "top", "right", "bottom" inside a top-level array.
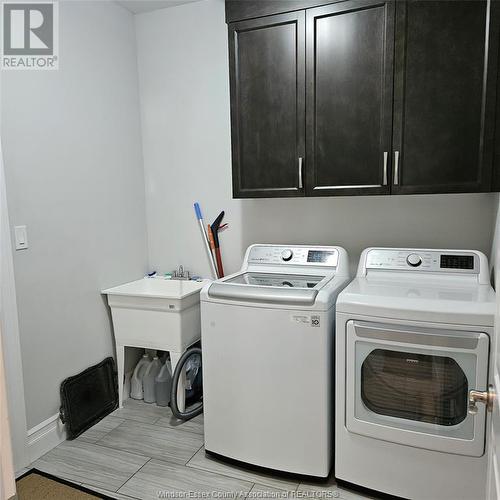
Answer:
[{"left": 33, "top": 399, "right": 374, "bottom": 500}]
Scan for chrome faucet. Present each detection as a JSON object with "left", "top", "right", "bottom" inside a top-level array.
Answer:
[{"left": 172, "top": 265, "right": 190, "bottom": 281}]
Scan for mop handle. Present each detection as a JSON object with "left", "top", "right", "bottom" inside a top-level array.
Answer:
[{"left": 194, "top": 203, "right": 218, "bottom": 279}]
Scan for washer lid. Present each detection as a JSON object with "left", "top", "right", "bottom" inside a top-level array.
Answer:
[
  {"left": 207, "top": 272, "right": 328, "bottom": 305},
  {"left": 225, "top": 272, "right": 325, "bottom": 288},
  {"left": 336, "top": 277, "right": 495, "bottom": 326}
]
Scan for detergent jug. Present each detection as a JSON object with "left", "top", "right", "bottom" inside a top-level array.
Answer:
[
  {"left": 143, "top": 356, "right": 162, "bottom": 403},
  {"left": 130, "top": 354, "right": 151, "bottom": 400},
  {"left": 155, "top": 358, "right": 172, "bottom": 407}
]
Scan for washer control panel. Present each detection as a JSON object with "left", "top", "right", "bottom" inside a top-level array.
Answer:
[
  {"left": 248, "top": 246, "right": 339, "bottom": 267},
  {"left": 366, "top": 249, "right": 479, "bottom": 274}
]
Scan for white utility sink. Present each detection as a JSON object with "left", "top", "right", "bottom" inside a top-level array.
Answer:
[
  {"left": 102, "top": 278, "right": 208, "bottom": 409},
  {"left": 103, "top": 278, "right": 206, "bottom": 300}
]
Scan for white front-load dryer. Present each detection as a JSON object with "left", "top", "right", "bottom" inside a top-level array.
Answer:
[
  {"left": 201, "top": 244, "right": 350, "bottom": 477},
  {"left": 335, "top": 248, "right": 496, "bottom": 500}
]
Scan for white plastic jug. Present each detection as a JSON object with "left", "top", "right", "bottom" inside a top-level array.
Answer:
[
  {"left": 130, "top": 354, "right": 152, "bottom": 400},
  {"left": 143, "top": 356, "right": 163, "bottom": 403},
  {"left": 155, "top": 359, "right": 172, "bottom": 407}
]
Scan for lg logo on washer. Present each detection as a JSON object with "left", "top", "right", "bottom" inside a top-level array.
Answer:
[
  {"left": 292, "top": 315, "right": 321, "bottom": 327},
  {"left": 2, "top": 2, "right": 59, "bottom": 70}
]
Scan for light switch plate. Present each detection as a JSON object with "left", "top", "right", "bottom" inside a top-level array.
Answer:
[{"left": 14, "top": 225, "right": 28, "bottom": 250}]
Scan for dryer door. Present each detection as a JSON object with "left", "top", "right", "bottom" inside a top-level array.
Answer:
[{"left": 345, "top": 320, "right": 489, "bottom": 456}]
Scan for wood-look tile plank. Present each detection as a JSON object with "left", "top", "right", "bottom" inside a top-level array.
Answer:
[
  {"left": 249, "top": 483, "right": 291, "bottom": 496},
  {"left": 98, "top": 419, "right": 203, "bottom": 464},
  {"left": 297, "top": 475, "right": 337, "bottom": 492},
  {"left": 118, "top": 459, "right": 253, "bottom": 499},
  {"left": 187, "top": 447, "right": 298, "bottom": 491},
  {"left": 298, "top": 477, "right": 374, "bottom": 499},
  {"left": 335, "top": 488, "right": 376, "bottom": 500},
  {"left": 77, "top": 416, "right": 125, "bottom": 443},
  {"left": 32, "top": 440, "right": 149, "bottom": 492},
  {"left": 111, "top": 399, "right": 168, "bottom": 424},
  {"left": 154, "top": 411, "right": 204, "bottom": 436},
  {"left": 15, "top": 467, "right": 30, "bottom": 479},
  {"left": 82, "top": 483, "right": 139, "bottom": 499}
]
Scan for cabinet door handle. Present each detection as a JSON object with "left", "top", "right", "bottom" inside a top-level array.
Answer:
[
  {"left": 394, "top": 151, "right": 400, "bottom": 185},
  {"left": 383, "top": 152, "right": 388, "bottom": 186},
  {"left": 298, "top": 157, "right": 303, "bottom": 189}
]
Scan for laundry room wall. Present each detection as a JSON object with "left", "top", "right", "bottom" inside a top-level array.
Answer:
[
  {"left": 135, "top": 0, "right": 243, "bottom": 278},
  {"left": 136, "top": 0, "right": 497, "bottom": 279},
  {"left": 1, "top": 1, "right": 148, "bottom": 433},
  {"left": 490, "top": 194, "right": 500, "bottom": 284}
]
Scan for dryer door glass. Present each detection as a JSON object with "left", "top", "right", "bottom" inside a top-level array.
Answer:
[{"left": 361, "top": 349, "right": 468, "bottom": 425}]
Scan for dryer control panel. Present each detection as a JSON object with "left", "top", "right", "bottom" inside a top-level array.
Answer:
[
  {"left": 365, "top": 249, "right": 479, "bottom": 274},
  {"left": 247, "top": 245, "right": 339, "bottom": 267}
]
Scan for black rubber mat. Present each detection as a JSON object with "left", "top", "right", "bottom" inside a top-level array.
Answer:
[{"left": 59, "top": 357, "right": 118, "bottom": 439}]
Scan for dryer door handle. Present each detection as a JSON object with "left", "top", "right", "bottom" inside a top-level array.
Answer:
[{"left": 468, "top": 385, "right": 495, "bottom": 414}]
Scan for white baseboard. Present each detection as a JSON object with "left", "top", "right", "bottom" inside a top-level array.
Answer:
[{"left": 27, "top": 413, "right": 66, "bottom": 463}]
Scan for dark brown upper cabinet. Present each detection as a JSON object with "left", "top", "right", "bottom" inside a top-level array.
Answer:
[
  {"left": 305, "top": 0, "right": 394, "bottom": 196},
  {"left": 495, "top": 51, "right": 500, "bottom": 192},
  {"left": 228, "top": 12, "right": 306, "bottom": 198},
  {"left": 392, "top": 0, "right": 498, "bottom": 194},
  {"left": 493, "top": 0, "right": 500, "bottom": 191},
  {"left": 226, "top": 0, "right": 500, "bottom": 198}
]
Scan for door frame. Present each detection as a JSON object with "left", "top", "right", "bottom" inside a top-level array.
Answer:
[
  {"left": 0, "top": 139, "right": 28, "bottom": 473},
  {"left": 487, "top": 196, "right": 500, "bottom": 498}
]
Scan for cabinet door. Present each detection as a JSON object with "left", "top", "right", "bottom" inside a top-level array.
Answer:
[
  {"left": 305, "top": 0, "right": 394, "bottom": 196},
  {"left": 392, "top": 0, "right": 497, "bottom": 194},
  {"left": 492, "top": 0, "right": 500, "bottom": 192},
  {"left": 229, "top": 12, "right": 305, "bottom": 198},
  {"left": 495, "top": 84, "right": 500, "bottom": 190}
]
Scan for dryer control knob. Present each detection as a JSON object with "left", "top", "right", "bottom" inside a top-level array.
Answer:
[
  {"left": 407, "top": 253, "right": 422, "bottom": 267},
  {"left": 281, "top": 249, "right": 293, "bottom": 261}
]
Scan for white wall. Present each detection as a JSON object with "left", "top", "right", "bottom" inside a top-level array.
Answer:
[
  {"left": 136, "top": 0, "right": 496, "bottom": 278},
  {"left": 136, "top": 0, "right": 242, "bottom": 277},
  {"left": 490, "top": 195, "right": 500, "bottom": 282},
  {"left": 1, "top": 1, "right": 148, "bottom": 429}
]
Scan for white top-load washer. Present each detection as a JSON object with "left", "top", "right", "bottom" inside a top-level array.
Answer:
[
  {"left": 201, "top": 244, "right": 350, "bottom": 477},
  {"left": 335, "top": 248, "right": 496, "bottom": 500}
]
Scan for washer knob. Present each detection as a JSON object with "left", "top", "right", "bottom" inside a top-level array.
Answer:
[
  {"left": 407, "top": 253, "right": 422, "bottom": 267},
  {"left": 281, "top": 249, "right": 293, "bottom": 261}
]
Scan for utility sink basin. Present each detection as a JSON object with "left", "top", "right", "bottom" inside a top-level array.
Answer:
[
  {"left": 102, "top": 278, "right": 208, "bottom": 408},
  {"left": 103, "top": 278, "right": 206, "bottom": 301}
]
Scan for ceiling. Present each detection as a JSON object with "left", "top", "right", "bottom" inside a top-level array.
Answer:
[{"left": 116, "top": 0, "right": 201, "bottom": 14}]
